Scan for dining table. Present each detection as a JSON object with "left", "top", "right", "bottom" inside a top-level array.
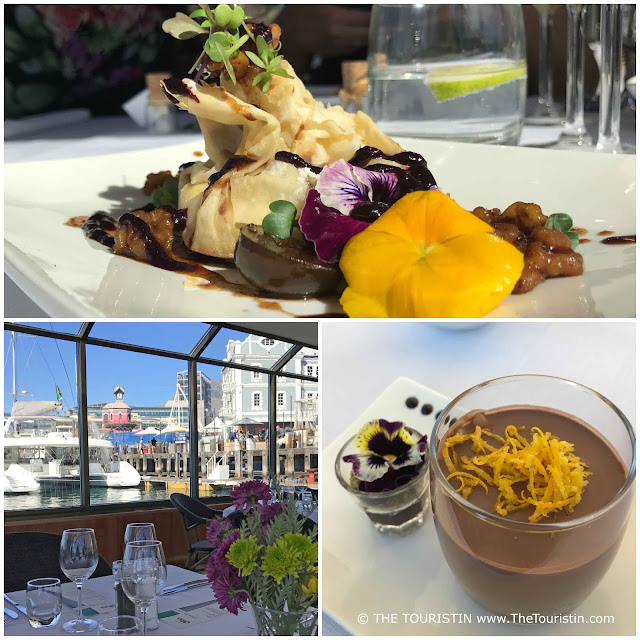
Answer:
[{"left": 4, "top": 564, "right": 255, "bottom": 636}]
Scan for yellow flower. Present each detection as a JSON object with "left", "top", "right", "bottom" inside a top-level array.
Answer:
[
  {"left": 339, "top": 190, "right": 524, "bottom": 318},
  {"left": 301, "top": 568, "right": 318, "bottom": 596}
]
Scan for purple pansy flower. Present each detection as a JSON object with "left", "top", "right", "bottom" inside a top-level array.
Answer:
[
  {"left": 315, "top": 159, "right": 398, "bottom": 216},
  {"left": 343, "top": 419, "right": 426, "bottom": 490},
  {"left": 299, "top": 160, "right": 401, "bottom": 263},
  {"left": 257, "top": 501, "right": 283, "bottom": 528}
]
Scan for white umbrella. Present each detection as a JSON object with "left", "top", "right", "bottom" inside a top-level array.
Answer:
[
  {"left": 139, "top": 427, "right": 161, "bottom": 435},
  {"left": 161, "top": 424, "right": 188, "bottom": 434}
]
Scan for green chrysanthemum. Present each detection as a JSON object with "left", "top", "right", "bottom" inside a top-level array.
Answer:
[
  {"left": 226, "top": 535, "right": 262, "bottom": 577},
  {"left": 277, "top": 532, "right": 318, "bottom": 565},
  {"left": 261, "top": 543, "right": 301, "bottom": 584}
]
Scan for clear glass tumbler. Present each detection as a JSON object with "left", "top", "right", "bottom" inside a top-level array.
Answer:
[
  {"left": 26, "top": 578, "right": 62, "bottom": 629},
  {"left": 335, "top": 427, "right": 430, "bottom": 535},
  {"left": 367, "top": 4, "right": 527, "bottom": 144},
  {"left": 98, "top": 616, "right": 143, "bottom": 636},
  {"left": 430, "top": 375, "right": 635, "bottom": 616}
]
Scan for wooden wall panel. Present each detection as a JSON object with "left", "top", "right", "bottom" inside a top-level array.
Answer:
[{"left": 4, "top": 504, "right": 230, "bottom": 567}]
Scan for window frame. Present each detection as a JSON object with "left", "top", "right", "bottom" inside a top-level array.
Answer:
[{"left": 4, "top": 322, "right": 318, "bottom": 521}]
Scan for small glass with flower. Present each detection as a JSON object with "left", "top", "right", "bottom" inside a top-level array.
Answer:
[{"left": 335, "top": 419, "right": 430, "bottom": 535}]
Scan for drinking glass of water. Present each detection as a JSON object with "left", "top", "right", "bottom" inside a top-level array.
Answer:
[
  {"left": 368, "top": 4, "right": 527, "bottom": 144},
  {"left": 59, "top": 528, "right": 99, "bottom": 633},
  {"left": 121, "top": 541, "right": 167, "bottom": 636},
  {"left": 26, "top": 578, "right": 62, "bottom": 629}
]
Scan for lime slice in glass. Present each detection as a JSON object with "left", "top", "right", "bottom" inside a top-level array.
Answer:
[{"left": 426, "top": 62, "right": 527, "bottom": 102}]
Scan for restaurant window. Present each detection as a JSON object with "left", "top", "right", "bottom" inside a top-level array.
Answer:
[
  {"left": 3, "top": 330, "right": 81, "bottom": 512},
  {"left": 86, "top": 345, "right": 190, "bottom": 506},
  {"left": 276, "top": 374, "right": 318, "bottom": 486}
]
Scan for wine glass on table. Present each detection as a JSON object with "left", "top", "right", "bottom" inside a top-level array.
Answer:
[
  {"left": 120, "top": 541, "right": 167, "bottom": 636},
  {"left": 557, "top": 4, "right": 593, "bottom": 148},
  {"left": 596, "top": 4, "right": 624, "bottom": 153},
  {"left": 59, "top": 528, "right": 99, "bottom": 633},
  {"left": 123, "top": 523, "right": 157, "bottom": 551},
  {"left": 527, "top": 4, "right": 562, "bottom": 124}
]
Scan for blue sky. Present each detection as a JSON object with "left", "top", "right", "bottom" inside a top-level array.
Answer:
[{"left": 3, "top": 323, "right": 242, "bottom": 414}]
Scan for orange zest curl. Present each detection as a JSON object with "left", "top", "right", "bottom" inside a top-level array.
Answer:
[{"left": 444, "top": 424, "right": 590, "bottom": 522}]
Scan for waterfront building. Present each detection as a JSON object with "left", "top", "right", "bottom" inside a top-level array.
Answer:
[
  {"left": 101, "top": 387, "right": 134, "bottom": 429},
  {"left": 220, "top": 336, "right": 318, "bottom": 434}
]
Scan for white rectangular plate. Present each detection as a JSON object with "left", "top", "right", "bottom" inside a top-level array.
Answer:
[
  {"left": 5, "top": 139, "right": 635, "bottom": 318},
  {"left": 322, "top": 377, "right": 635, "bottom": 636}
]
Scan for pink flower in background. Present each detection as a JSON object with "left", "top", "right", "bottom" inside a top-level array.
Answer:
[{"left": 230, "top": 480, "right": 272, "bottom": 511}]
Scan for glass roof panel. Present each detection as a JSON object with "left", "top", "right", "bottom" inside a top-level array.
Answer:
[
  {"left": 202, "top": 329, "right": 292, "bottom": 368},
  {"left": 13, "top": 322, "right": 83, "bottom": 335},
  {"left": 88, "top": 322, "right": 210, "bottom": 353}
]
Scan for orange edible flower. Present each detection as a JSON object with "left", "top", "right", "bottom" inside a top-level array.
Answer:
[{"left": 338, "top": 190, "right": 524, "bottom": 318}]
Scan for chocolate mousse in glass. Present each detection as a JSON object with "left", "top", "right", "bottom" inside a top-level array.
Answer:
[
  {"left": 336, "top": 423, "right": 430, "bottom": 535},
  {"left": 430, "top": 375, "right": 635, "bottom": 616}
]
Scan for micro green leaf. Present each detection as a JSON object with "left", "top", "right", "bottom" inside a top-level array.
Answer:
[
  {"left": 545, "top": 213, "right": 574, "bottom": 233},
  {"left": 262, "top": 200, "right": 297, "bottom": 238},
  {"left": 151, "top": 180, "right": 179, "bottom": 209},
  {"left": 189, "top": 8, "right": 208, "bottom": 19},
  {"left": 201, "top": 20, "right": 212, "bottom": 29},
  {"left": 546, "top": 213, "right": 579, "bottom": 249},
  {"left": 269, "top": 200, "right": 297, "bottom": 219},
  {"left": 245, "top": 51, "right": 266, "bottom": 69},
  {"left": 162, "top": 13, "right": 208, "bottom": 40},
  {"left": 565, "top": 231, "right": 579, "bottom": 250},
  {"left": 270, "top": 67, "right": 292, "bottom": 78}
]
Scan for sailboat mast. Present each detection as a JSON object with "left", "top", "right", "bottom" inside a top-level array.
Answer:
[{"left": 12, "top": 331, "right": 17, "bottom": 405}]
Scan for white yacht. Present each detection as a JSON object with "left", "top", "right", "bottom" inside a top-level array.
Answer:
[{"left": 3, "top": 426, "right": 141, "bottom": 488}]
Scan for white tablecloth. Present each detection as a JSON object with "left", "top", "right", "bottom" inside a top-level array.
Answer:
[
  {"left": 321, "top": 321, "right": 636, "bottom": 635},
  {"left": 4, "top": 565, "right": 256, "bottom": 636}
]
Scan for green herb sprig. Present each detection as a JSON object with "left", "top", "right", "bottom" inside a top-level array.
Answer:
[
  {"left": 545, "top": 213, "right": 579, "bottom": 249},
  {"left": 262, "top": 200, "right": 297, "bottom": 238},
  {"left": 245, "top": 36, "right": 292, "bottom": 92},
  {"left": 162, "top": 4, "right": 290, "bottom": 92}
]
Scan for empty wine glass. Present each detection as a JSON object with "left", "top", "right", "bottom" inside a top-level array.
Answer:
[
  {"left": 596, "top": 4, "right": 624, "bottom": 153},
  {"left": 528, "top": 4, "right": 562, "bottom": 124},
  {"left": 59, "top": 529, "right": 99, "bottom": 633},
  {"left": 558, "top": 4, "right": 593, "bottom": 148},
  {"left": 123, "top": 524, "right": 157, "bottom": 554},
  {"left": 26, "top": 578, "right": 62, "bottom": 629},
  {"left": 120, "top": 541, "right": 167, "bottom": 636}
]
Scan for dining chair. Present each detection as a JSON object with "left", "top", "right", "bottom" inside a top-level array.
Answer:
[
  {"left": 169, "top": 494, "right": 223, "bottom": 571},
  {"left": 4, "top": 531, "right": 112, "bottom": 593}
]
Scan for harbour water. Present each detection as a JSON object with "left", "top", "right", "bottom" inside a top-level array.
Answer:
[
  {"left": 4, "top": 483, "right": 174, "bottom": 512},
  {"left": 368, "top": 58, "right": 527, "bottom": 144}
]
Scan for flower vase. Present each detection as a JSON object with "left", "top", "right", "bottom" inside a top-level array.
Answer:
[{"left": 250, "top": 604, "right": 318, "bottom": 636}]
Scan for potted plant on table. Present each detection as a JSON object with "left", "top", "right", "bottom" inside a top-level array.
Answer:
[{"left": 206, "top": 480, "right": 318, "bottom": 636}]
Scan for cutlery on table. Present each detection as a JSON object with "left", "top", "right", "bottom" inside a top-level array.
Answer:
[
  {"left": 4, "top": 594, "right": 27, "bottom": 615},
  {"left": 162, "top": 579, "right": 208, "bottom": 593},
  {"left": 4, "top": 607, "right": 19, "bottom": 619},
  {"left": 161, "top": 581, "right": 209, "bottom": 596}
]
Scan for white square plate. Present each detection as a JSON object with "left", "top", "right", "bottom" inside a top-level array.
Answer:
[
  {"left": 321, "top": 377, "right": 635, "bottom": 636},
  {"left": 4, "top": 139, "right": 635, "bottom": 318}
]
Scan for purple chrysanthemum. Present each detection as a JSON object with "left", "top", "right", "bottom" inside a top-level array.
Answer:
[
  {"left": 257, "top": 501, "right": 283, "bottom": 528},
  {"left": 210, "top": 564, "right": 248, "bottom": 615},
  {"left": 230, "top": 480, "right": 272, "bottom": 511},
  {"left": 206, "top": 529, "right": 240, "bottom": 583},
  {"left": 206, "top": 515, "right": 232, "bottom": 546}
]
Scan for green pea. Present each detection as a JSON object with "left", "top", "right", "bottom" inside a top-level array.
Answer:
[
  {"left": 228, "top": 6, "right": 245, "bottom": 30},
  {"left": 214, "top": 4, "right": 232, "bottom": 27}
]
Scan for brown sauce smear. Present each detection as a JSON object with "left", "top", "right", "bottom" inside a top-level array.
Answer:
[
  {"left": 579, "top": 238, "right": 591, "bottom": 244},
  {"left": 572, "top": 227, "right": 588, "bottom": 237},
  {"left": 601, "top": 234, "right": 636, "bottom": 245},
  {"left": 597, "top": 230, "right": 615, "bottom": 236},
  {"left": 193, "top": 150, "right": 204, "bottom": 157},
  {"left": 65, "top": 216, "right": 88, "bottom": 228}
]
